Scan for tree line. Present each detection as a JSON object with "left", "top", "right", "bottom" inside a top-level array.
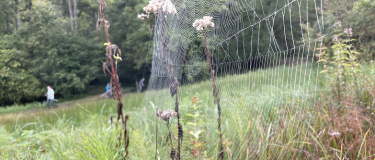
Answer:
[
  {"left": 0, "top": 0, "right": 373, "bottom": 106},
  {"left": 0, "top": 0, "right": 152, "bottom": 106}
]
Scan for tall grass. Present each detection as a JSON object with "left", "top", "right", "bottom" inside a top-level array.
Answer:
[{"left": 1, "top": 64, "right": 374, "bottom": 159}]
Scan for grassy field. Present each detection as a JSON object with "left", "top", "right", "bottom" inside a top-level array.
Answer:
[{"left": 1, "top": 64, "right": 375, "bottom": 159}]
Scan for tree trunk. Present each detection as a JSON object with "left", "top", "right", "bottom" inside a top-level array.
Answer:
[
  {"left": 96, "top": 0, "right": 100, "bottom": 31},
  {"left": 15, "top": 0, "right": 20, "bottom": 30},
  {"left": 67, "top": 0, "right": 74, "bottom": 32},
  {"left": 5, "top": 13, "right": 11, "bottom": 34},
  {"left": 29, "top": 0, "right": 32, "bottom": 11},
  {"left": 73, "top": 0, "right": 77, "bottom": 29},
  {"left": 94, "top": 12, "right": 99, "bottom": 30},
  {"left": 60, "top": 0, "right": 64, "bottom": 16}
]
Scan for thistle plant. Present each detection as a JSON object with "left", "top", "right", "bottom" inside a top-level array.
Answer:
[
  {"left": 97, "top": 0, "right": 129, "bottom": 158},
  {"left": 192, "top": 16, "right": 224, "bottom": 159}
]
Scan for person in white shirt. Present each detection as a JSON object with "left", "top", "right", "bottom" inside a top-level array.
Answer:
[{"left": 46, "top": 86, "right": 58, "bottom": 109}]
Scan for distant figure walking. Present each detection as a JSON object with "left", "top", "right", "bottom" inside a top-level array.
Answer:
[
  {"left": 46, "top": 86, "right": 57, "bottom": 109},
  {"left": 105, "top": 83, "right": 112, "bottom": 98},
  {"left": 139, "top": 78, "right": 145, "bottom": 92}
]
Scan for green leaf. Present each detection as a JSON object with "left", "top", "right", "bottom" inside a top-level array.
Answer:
[{"left": 187, "top": 122, "right": 196, "bottom": 126}]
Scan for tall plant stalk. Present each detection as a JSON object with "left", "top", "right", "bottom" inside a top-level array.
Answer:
[
  {"left": 97, "top": 0, "right": 129, "bottom": 157},
  {"left": 162, "top": 14, "right": 182, "bottom": 160},
  {"left": 202, "top": 33, "right": 224, "bottom": 159}
]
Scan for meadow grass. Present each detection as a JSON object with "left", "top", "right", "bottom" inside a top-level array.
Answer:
[
  {"left": 1, "top": 64, "right": 374, "bottom": 159},
  {"left": 0, "top": 102, "right": 46, "bottom": 115}
]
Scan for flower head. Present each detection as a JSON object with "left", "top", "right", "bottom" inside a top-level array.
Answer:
[
  {"left": 138, "top": 0, "right": 177, "bottom": 20},
  {"left": 191, "top": 96, "right": 198, "bottom": 103},
  {"left": 193, "top": 16, "right": 215, "bottom": 31},
  {"left": 344, "top": 27, "right": 352, "bottom": 36},
  {"left": 144, "top": 0, "right": 177, "bottom": 14},
  {"left": 333, "top": 21, "right": 341, "bottom": 28},
  {"left": 332, "top": 35, "right": 340, "bottom": 43},
  {"left": 138, "top": 13, "right": 149, "bottom": 20},
  {"left": 157, "top": 109, "right": 177, "bottom": 121}
]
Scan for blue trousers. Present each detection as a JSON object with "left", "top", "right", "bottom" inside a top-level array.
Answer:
[
  {"left": 139, "top": 85, "right": 142, "bottom": 92},
  {"left": 47, "top": 99, "right": 57, "bottom": 109},
  {"left": 105, "top": 91, "right": 111, "bottom": 98}
]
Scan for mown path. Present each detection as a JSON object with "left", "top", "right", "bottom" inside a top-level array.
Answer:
[{"left": 0, "top": 94, "right": 109, "bottom": 125}]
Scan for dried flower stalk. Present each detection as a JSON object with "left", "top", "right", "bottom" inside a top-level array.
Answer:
[
  {"left": 97, "top": 0, "right": 129, "bottom": 157},
  {"left": 194, "top": 16, "right": 224, "bottom": 159}
]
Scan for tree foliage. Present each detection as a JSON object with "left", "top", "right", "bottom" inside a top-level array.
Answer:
[
  {"left": 0, "top": 0, "right": 374, "bottom": 105},
  {"left": 321, "top": 0, "right": 375, "bottom": 59}
]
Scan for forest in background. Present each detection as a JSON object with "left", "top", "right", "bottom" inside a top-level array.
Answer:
[
  {"left": 0, "top": 0, "right": 153, "bottom": 105},
  {"left": 0, "top": 0, "right": 374, "bottom": 106}
]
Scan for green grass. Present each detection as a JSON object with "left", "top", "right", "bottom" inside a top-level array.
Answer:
[
  {"left": 1, "top": 64, "right": 374, "bottom": 159},
  {"left": 0, "top": 102, "right": 46, "bottom": 115},
  {"left": 0, "top": 85, "right": 137, "bottom": 115}
]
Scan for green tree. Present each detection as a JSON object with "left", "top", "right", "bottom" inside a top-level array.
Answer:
[
  {"left": 321, "top": 0, "right": 375, "bottom": 60},
  {"left": 105, "top": 0, "right": 153, "bottom": 85},
  {"left": 0, "top": 0, "right": 14, "bottom": 34},
  {"left": 0, "top": 35, "right": 42, "bottom": 105}
]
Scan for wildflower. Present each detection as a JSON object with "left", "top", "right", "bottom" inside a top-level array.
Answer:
[
  {"left": 193, "top": 16, "right": 215, "bottom": 31},
  {"left": 332, "top": 35, "right": 340, "bottom": 43},
  {"left": 191, "top": 147, "right": 202, "bottom": 158},
  {"left": 145, "top": 0, "right": 177, "bottom": 14},
  {"left": 344, "top": 27, "right": 352, "bottom": 36},
  {"left": 191, "top": 96, "right": 198, "bottom": 103},
  {"left": 157, "top": 109, "right": 177, "bottom": 121},
  {"left": 333, "top": 21, "right": 341, "bottom": 28},
  {"left": 370, "top": 60, "right": 373, "bottom": 63},
  {"left": 137, "top": 13, "right": 149, "bottom": 20},
  {"left": 138, "top": 0, "right": 177, "bottom": 20}
]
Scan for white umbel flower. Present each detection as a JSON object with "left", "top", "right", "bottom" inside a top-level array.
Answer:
[
  {"left": 138, "top": 0, "right": 177, "bottom": 20},
  {"left": 193, "top": 16, "right": 215, "bottom": 31}
]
